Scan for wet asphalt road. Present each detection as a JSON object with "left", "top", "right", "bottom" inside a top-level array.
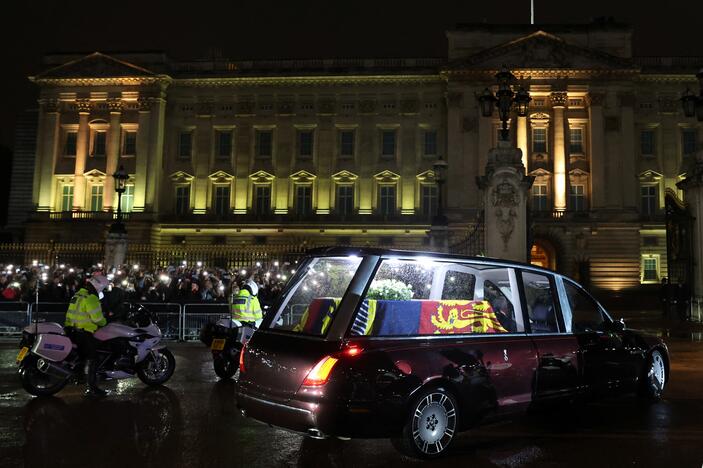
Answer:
[{"left": 1, "top": 331, "right": 703, "bottom": 467}]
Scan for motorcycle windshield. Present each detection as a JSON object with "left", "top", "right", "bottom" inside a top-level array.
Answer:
[{"left": 265, "top": 256, "right": 363, "bottom": 337}]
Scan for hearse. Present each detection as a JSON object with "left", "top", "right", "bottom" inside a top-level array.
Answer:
[{"left": 237, "top": 247, "right": 668, "bottom": 458}]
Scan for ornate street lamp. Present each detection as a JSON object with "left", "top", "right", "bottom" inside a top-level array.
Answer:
[
  {"left": 110, "top": 165, "right": 129, "bottom": 234},
  {"left": 478, "top": 65, "right": 532, "bottom": 141},
  {"left": 681, "top": 68, "right": 703, "bottom": 121},
  {"left": 432, "top": 155, "right": 448, "bottom": 226}
]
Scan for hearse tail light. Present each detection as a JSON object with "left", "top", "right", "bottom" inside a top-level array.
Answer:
[
  {"left": 302, "top": 356, "right": 339, "bottom": 386},
  {"left": 343, "top": 345, "right": 363, "bottom": 357},
  {"left": 239, "top": 343, "right": 247, "bottom": 373}
]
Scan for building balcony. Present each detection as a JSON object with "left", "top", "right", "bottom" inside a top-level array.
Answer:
[
  {"left": 29, "top": 211, "right": 149, "bottom": 222},
  {"left": 156, "top": 210, "right": 436, "bottom": 226},
  {"left": 530, "top": 209, "right": 592, "bottom": 221}
]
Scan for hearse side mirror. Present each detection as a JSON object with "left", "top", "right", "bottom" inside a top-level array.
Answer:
[{"left": 612, "top": 318, "right": 626, "bottom": 332}]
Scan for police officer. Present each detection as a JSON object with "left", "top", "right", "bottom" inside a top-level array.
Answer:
[
  {"left": 65, "top": 274, "right": 109, "bottom": 396},
  {"left": 231, "top": 279, "right": 262, "bottom": 326}
]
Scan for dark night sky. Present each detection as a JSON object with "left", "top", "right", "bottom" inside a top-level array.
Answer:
[{"left": 2, "top": 0, "right": 702, "bottom": 150}]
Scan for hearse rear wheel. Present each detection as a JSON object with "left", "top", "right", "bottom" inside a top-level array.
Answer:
[
  {"left": 394, "top": 387, "right": 458, "bottom": 459},
  {"left": 639, "top": 349, "right": 667, "bottom": 401}
]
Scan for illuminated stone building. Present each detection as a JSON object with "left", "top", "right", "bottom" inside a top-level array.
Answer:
[{"left": 9, "top": 20, "right": 702, "bottom": 292}]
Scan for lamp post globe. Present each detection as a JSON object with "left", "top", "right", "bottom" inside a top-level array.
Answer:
[{"left": 477, "top": 65, "right": 531, "bottom": 142}]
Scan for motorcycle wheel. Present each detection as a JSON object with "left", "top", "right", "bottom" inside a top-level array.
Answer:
[
  {"left": 136, "top": 349, "right": 176, "bottom": 386},
  {"left": 19, "top": 358, "right": 69, "bottom": 397},
  {"left": 213, "top": 355, "right": 237, "bottom": 380}
]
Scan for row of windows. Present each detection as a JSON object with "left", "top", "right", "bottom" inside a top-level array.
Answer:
[
  {"left": 63, "top": 130, "right": 137, "bottom": 157},
  {"left": 172, "top": 184, "right": 439, "bottom": 217},
  {"left": 528, "top": 127, "right": 583, "bottom": 154},
  {"left": 531, "top": 184, "right": 587, "bottom": 211},
  {"left": 177, "top": 129, "right": 439, "bottom": 159},
  {"left": 640, "top": 128, "right": 698, "bottom": 156},
  {"left": 531, "top": 183, "right": 662, "bottom": 215},
  {"left": 59, "top": 185, "right": 135, "bottom": 212}
]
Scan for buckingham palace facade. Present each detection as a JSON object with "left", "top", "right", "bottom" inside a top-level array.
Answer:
[{"left": 8, "top": 20, "right": 702, "bottom": 293}]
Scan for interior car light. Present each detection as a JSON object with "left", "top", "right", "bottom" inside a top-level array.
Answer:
[{"left": 302, "top": 356, "right": 339, "bottom": 386}]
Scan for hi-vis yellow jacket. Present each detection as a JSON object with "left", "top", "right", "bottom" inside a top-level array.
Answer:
[{"left": 64, "top": 288, "right": 106, "bottom": 333}]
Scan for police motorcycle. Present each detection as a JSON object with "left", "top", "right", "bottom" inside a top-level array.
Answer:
[
  {"left": 199, "top": 316, "right": 259, "bottom": 380},
  {"left": 17, "top": 303, "right": 176, "bottom": 396}
]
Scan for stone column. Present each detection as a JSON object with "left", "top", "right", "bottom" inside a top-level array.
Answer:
[
  {"left": 477, "top": 140, "right": 534, "bottom": 262},
  {"left": 145, "top": 94, "right": 167, "bottom": 213},
  {"left": 193, "top": 101, "right": 213, "bottom": 214},
  {"left": 619, "top": 93, "right": 637, "bottom": 210},
  {"left": 678, "top": 153, "right": 703, "bottom": 320},
  {"left": 36, "top": 99, "right": 61, "bottom": 211},
  {"left": 103, "top": 98, "right": 122, "bottom": 211},
  {"left": 551, "top": 92, "right": 568, "bottom": 212},
  {"left": 587, "top": 92, "right": 606, "bottom": 210},
  {"left": 73, "top": 98, "right": 91, "bottom": 210},
  {"left": 133, "top": 97, "right": 151, "bottom": 212},
  {"left": 517, "top": 115, "right": 528, "bottom": 171}
]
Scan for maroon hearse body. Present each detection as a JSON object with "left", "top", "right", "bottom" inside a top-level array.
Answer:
[{"left": 237, "top": 248, "right": 669, "bottom": 458}]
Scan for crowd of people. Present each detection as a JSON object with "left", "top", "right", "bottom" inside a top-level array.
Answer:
[{"left": 0, "top": 260, "right": 296, "bottom": 305}]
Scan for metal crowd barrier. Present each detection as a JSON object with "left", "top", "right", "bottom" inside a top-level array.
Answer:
[
  {"left": 181, "top": 303, "right": 230, "bottom": 341},
  {"left": 1, "top": 302, "right": 184, "bottom": 340},
  {"left": 0, "top": 302, "right": 30, "bottom": 336}
]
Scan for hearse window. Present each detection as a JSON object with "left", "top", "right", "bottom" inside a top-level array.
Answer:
[
  {"left": 442, "top": 271, "right": 476, "bottom": 300},
  {"left": 351, "top": 258, "right": 522, "bottom": 336},
  {"left": 564, "top": 280, "right": 606, "bottom": 333},
  {"left": 521, "top": 271, "right": 560, "bottom": 334},
  {"left": 269, "top": 256, "right": 363, "bottom": 336}
]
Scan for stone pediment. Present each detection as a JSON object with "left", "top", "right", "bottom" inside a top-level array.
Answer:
[
  {"left": 290, "top": 170, "right": 316, "bottom": 183},
  {"left": 331, "top": 170, "right": 358, "bottom": 183},
  {"left": 34, "top": 52, "right": 156, "bottom": 79},
  {"left": 374, "top": 170, "right": 400, "bottom": 183},
  {"left": 208, "top": 171, "right": 234, "bottom": 183},
  {"left": 170, "top": 171, "right": 194, "bottom": 183},
  {"left": 449, "top": 31, "right": 636, "bottom": 71}
]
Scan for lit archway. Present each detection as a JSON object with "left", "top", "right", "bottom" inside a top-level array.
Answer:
[{"left": 530, "top": 240, "right": 556, "bottom": 270}]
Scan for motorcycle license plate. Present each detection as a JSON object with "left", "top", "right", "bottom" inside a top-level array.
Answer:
[
  {"left": 211, "top": 339, "right": 226, "bottom": 351},
  {"left": 16, "top": 347, "right": 29, "bottom": 363}
]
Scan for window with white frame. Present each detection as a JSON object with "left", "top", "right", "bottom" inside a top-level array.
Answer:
[
  {"left": 532, "top": 128, "right": 547, "bottom": 153},
  {"left": 90, "top": 185, "right": 103, "bottom": 211},
  {"left": 256, "top": 130, "right": 273, "bottom": 158},
  {"left": 178, "top": 131, "right": 193, "bottom": 159},
  {"left": 336, "top": 185, "right": 354, "bottom": 216},
  {"left": 424, "top": 130, "right": 438, "bottom": 156},
  {"left": 641, "top": 255, "right": 660, "bottom": 283},
  {"left": 641, "top": 130, "right": 655, "bottom": 156},
  {"left": 569, "top": 184, "right": 586, "bottom": 211},
  {"left": 216, "top": 130, "right": 232, "bottom": 159},
  {"left": 92, "top": 131, "right": 106, "bottom": 157},
  {"left": 378, "top": 185, "right": 396, "bottom": 216},
  {"left": 339, "top": 130, "right": 354, "bottom": 158},
  {"left": 298, "top": 130, "right": 314, "bottom": 158},
  {"left": 61, "top": 185, "right": 74, "bottom": 211},
  {"left": 64, "top": 132, "right": 78, "bottom": 156},
  {"left": 175, "top": 186, "right": 190, "bottom": 215},
  {"left": 254, "top": 185, "right": 271, "bottom": 215},
  {"left": 640, "top": 185, "right": 657, "bottom": 215},
  {"left": 294, "top": 185, "right": 312, "bottom": 216},
  {"left": 381, "top": 130, "right": 396, "bottom": 158},
  {"left": 682, "top": 129, "right": 697, "bottom": 156},
  {"left": 421, "top": 185, "right": 438, "bottom": 217},
  {"left": 122, "top": 131, "right": 137, "bottom": 157},
  {"left": 214, "top": 185, "right": 230, "bottom": 216},
  {"left": 569, "top": 127, "right": 583, "bottom": 153},
  {"left": 121, "top": 185, "right": 134, "bottom": 213},
  {"left": 532, "top": 184, "right": 548, "bottom": 211}
]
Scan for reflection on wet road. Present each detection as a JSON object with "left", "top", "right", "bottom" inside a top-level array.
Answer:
[{"left": 1, "top": 337, "right": 703, "bottom": 468}]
